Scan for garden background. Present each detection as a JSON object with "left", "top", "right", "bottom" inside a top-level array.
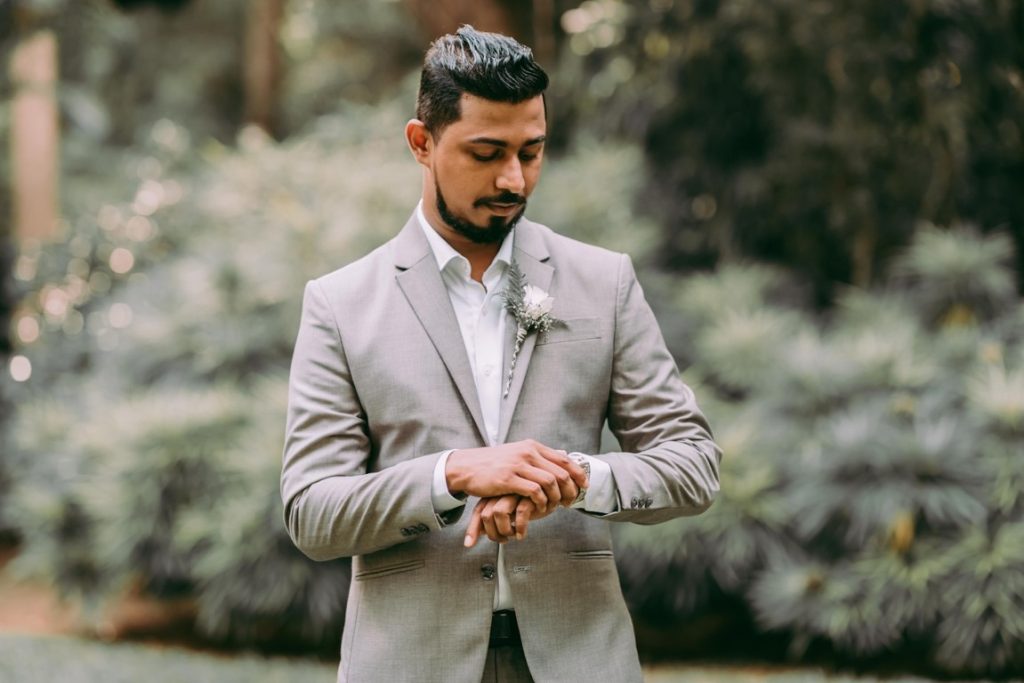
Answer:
[{"left": 1, "top": 0, "right": 1023, "bottom": 680}]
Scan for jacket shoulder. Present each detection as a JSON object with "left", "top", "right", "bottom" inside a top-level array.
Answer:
[
  {"left": 524, "top": 219, "right": 628, "bottom": 276},
  {"left": 308, "top": 240, "right": 394, "bottom": 303}
]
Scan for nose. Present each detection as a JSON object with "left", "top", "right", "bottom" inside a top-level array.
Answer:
[{"left": 495, "top": 156, "right": 525, "bottom": 194}]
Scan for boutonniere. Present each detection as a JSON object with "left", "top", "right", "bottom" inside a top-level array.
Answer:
[{"left": 501, "top": 260, "right": 563, "bottom": 398}]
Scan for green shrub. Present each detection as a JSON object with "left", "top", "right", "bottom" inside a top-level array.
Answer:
[
  {"left": 557, "top": 0, "right": 1024, "bottom": 302},
  {"left": 618, "top": 226, "right": 1024, "bottom": 676}
]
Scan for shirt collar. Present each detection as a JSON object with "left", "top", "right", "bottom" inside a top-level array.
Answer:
[{"left": 416, "top": 200, "right": 515, "bottom": 277}]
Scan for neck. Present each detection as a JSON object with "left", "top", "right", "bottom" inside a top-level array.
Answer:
[{"left": 422, "top": 201, "right": 501, "bottom": 283}]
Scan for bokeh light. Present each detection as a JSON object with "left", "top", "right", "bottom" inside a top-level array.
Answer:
[
  {"left": 132, "top": 180, "right": 165, "bottom": 216},
  {"left": 109, "top": 247, "right": 135, "bottom": 274},
  {"left": 16, "top": 315, "right": 41, "bottom": 344},
  {"left": 13, "top": 255, "right": 37, "bottom": 281},
  {"left": 62, "top": 310, "right": 85, "bottom": 336},
  {"left": 108, "top": 303, "right": 133, "bottom": 329},
  {"left": 42, "top": 287, "right": 70, "bottom": 320},
  {"left": 126, "top": 215, "right": 154, "bottom": 241},
  {"left": 98, "top": 204, "right": 124, "bottom": 232},
  {"left": 136, "top": 156, "right": 163, "bottom": 180},
  {"left": 9, "top": 355, "right": 32, "bottom": 382},
  {"left": 90, "top": 271, "right": 112, "bottom": 294},
  {"left": 67, "top": 257, "right": 91, "bottom": 279}
]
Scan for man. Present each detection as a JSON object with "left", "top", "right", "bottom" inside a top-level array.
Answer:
[{"left": 281, "top": 26, "right": 721, "bottom": 683}]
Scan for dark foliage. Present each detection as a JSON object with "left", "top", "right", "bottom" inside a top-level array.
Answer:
[{"left": 558, "top": 0, "right": 1024, "bottom": 303}]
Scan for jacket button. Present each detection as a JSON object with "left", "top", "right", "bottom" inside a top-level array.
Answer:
[{"left": 481, "top": 564, "right": 496, "bottom": 581}]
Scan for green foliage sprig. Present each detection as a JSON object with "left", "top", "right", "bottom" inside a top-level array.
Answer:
[{"left": 500, "top": 259, "right": 563, "bottom": 398}]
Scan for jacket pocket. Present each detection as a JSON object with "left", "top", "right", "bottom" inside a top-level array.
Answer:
[
  {"left": 536, "top": 317, "right": 602, "bottom": 346},
  {"left": 354, "top": 559, "right": 425, "bottom": 581},
  {"left": 567, "top": 549, "right": 615, "bottom": 560}
]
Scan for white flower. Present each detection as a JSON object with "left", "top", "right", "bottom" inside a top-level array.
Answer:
[
  {"left": 500, "top": 261, "right": 564, "bottom": 398},
  {"left": 522, "top": 284, "right": 554, "bottom": 319}
]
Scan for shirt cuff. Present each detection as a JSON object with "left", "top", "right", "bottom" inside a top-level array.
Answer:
[
  {"left": 431, "top": 450, "right": 467, "bottom": 520},
  {"left": 569, "top": 453, "right": 617, "bottom": 514}
]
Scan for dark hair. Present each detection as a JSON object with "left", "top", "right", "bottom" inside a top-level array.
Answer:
[{"left": 416, "top": 25, "right": 549, "bottom": 136}]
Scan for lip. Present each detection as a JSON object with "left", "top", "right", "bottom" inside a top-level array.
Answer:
[{"left": 485, "top": 202, "right": 522, "bottom": 216}]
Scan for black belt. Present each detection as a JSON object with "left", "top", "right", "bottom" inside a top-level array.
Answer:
[{"left": 489, "top": 610, "right": 521, "bottom": 648}]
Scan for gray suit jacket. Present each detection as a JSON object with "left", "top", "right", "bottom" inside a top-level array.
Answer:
[{"left": 281, "top": 215, "right": 721, "bottom": 682}]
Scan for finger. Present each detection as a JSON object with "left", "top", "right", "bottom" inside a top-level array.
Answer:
[
  {"left": 525, "top": 458, "right": 577, "bottom": 509},
  {"left": 465, "top": 501, "right": 484, "bottom": 548},
  {"left": 517, "top": 466, "right": 560, "bottom": 513},
  {"left": 558, "top": 481, "right": 579, "bottom": 509},
  {"left": 535, "top": 445, "right": 590, "bottom": 490},
  {"left": 480, "top": 500, "right": 504, "bottom": 543},
  {"left": 512, "top": 477, "right": 549, "bottom": 510},
  {"left": 514, "top": 499, "right": 534, "bottom": 540},
  {"left": 547, "top": 461, "right": 579, "bottom": 508},
  {"left": 493, "top": 496, "right": 518, "bottom": 538}
]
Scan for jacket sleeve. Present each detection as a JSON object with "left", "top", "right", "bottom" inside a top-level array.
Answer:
[
  {"left": 586, "top": 254, "right": 722, "bottom": 524},
  {"left": 280, "top": 280, "right": 461, "bottom": 561}
]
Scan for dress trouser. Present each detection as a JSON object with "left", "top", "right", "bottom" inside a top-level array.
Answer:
[
  {"left": 480, "top": 611, "right": 533, "bottom": 682},
  {"left": 480, "top": 643, "right": 533, "bottom": 683}
]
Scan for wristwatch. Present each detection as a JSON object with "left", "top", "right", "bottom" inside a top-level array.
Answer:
[{"left": 570, "top": 454, "right": 590, "bottom": 507}]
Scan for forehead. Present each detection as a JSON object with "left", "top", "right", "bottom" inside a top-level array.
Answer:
[{"left": 443, "top": 94, "right": 547, "bottom": 144}]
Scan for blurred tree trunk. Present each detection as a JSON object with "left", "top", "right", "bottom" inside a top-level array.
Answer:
[
  {"left": 404, "top": 0, "right": 533, "bottom": 43},
  {"left": 244, "top": 0, "right": 283, "bottom": 136},
  {"left": 531, "top": 0, "right": 555, "bottom": 66},
  {"left": 9, "top": 27, "right": 60, "bottom": 243},
  {"left": 851, "top": 222, "right": 877, "bottom": 288}
]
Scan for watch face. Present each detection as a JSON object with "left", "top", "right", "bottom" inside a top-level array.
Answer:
[{"left": 570, "top": 455, "right": 590, "bottom": 505}]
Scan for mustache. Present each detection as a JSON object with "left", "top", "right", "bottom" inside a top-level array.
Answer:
[{"left": 474, "top": 192, "right": 526, "bottom": 208}]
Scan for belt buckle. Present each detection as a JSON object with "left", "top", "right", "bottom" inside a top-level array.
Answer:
[{"left": 489, "top": 610, "right": 519, "bottom": 648}]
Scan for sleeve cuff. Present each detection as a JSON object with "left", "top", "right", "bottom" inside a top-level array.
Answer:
[
  {"left": 431, "top": 450, "right": 467, "bottom": 524},
  {"left": 570, "top": 453, "right": 617, "bottom": 514}
]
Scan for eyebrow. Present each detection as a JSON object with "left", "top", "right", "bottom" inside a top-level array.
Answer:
[{"left": 468, "top": 135, "right": 547, "bottom": 148}]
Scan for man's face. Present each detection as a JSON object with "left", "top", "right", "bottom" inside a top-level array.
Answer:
[{"left": 423, "top": 94, "right": 547, "bottom": 245}]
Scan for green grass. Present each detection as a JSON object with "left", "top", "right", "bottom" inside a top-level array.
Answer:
[
  {"left": 0, "top": 635, "right": 1002, "bottom": 682},
  {"left": 0, "top": 635, "right": 334, "bottom": 683},
  {"left": 643, "top": 665, "right": 971, "bottom": 682}
]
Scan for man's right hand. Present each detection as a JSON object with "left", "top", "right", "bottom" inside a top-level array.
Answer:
[{"left": 446, "top": 439, "right": 589, "bottom": 512}]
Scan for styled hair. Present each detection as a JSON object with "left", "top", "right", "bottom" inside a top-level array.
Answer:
[{"left": 416, "top": 25, "right": 549, "bottom": 136}]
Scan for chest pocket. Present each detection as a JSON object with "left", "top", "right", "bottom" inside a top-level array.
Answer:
[{"left": 536, "top": 317, "right": 602, "bottom": 345}]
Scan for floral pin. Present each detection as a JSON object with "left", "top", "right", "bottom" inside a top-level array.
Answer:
[{"left": 501, "top": 260, "right": 562, "bottom": 398}]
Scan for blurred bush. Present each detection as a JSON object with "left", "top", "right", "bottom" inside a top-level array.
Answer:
[
  {"left": 1, "top": 84, "right": 656, "bottom": 648},
  {"left": 5, "top": 0, "right": 420, "bottom": 148},
  {"left": 617, "top": 226, "right": 1024, "bottom": 676}
]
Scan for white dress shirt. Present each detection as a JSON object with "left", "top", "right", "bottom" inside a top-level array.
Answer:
[{"left": 416, "top": 203, "right": 616, "bottom": 611}]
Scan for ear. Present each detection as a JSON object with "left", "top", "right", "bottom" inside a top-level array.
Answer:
[{"left": 405, "top": 119, "right": 432, "bottom": 167}]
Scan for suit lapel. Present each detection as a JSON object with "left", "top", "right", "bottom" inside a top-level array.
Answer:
[
  {"left": 497, "top": 220, "right": 553, "bottom": 444},
  {"left": 393, "top": 216, "right": 488, "bottom": 444}
]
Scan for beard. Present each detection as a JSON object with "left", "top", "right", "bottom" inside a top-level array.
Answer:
[{"left": 435, "top": 181, "right": 526, "bottom": 245}]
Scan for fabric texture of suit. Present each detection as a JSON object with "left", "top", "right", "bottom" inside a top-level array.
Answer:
[{"left": 281, "top": 214, "right": 722, "bottom": 682}]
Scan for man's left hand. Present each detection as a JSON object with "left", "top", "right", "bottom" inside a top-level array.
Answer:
[{"left": 464, "top": 494, "right": 555, "bottom": 547}]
